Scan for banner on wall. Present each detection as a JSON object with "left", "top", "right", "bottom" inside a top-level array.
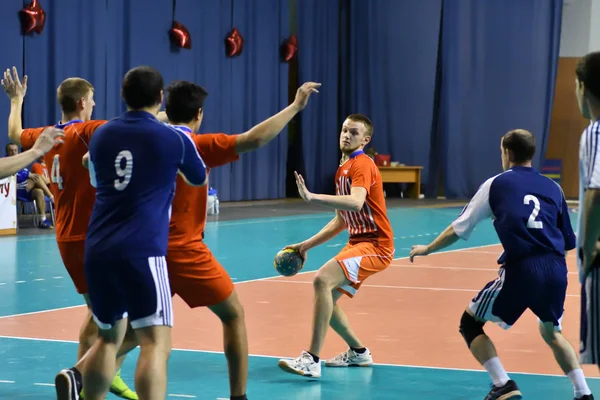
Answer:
[{"left": 0, "top": 176, "right": 17, "bottom": 233}]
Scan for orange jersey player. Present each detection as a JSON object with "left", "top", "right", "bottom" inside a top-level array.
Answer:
[
  {"left": 162, "top": 80, "right": 320, "bottom": 400},
  {"left": 1, "top": 67, "right": 137, "bottom": 400},
  {"left": 278, "top": 114, "right": 395, "bottom": 379}
]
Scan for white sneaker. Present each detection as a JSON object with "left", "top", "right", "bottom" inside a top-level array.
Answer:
[
  {"left": 278, "top": 350, "right": 322, "bottom": 378},
  {"left": 324, "top": 348, "right": 373, "bottom": 367}
]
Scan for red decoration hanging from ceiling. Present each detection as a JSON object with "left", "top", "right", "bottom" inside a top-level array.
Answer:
[
  {"left": 19, "top": 0, "right": 46, "bottom": 35},
  {"left": 281, "top": 35, "right": 298, "bottom": 62},
  {"left": 169, "top": 21, "right": 191, "bottom": 49},
  {"left": 225, "top": 28, "right": 244, "bottom": 57}
]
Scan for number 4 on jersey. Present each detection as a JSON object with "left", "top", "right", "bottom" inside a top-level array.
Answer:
[
  {"left": 524, "top": 194, "right": 543, "bottom": 229},
  {"left": 51, "top": 154, "right": 63, "bottom": 190}
]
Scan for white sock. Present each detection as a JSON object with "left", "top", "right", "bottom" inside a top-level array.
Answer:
[
  {"left": 483, "top": 357, "right": 510, "bottom": 387},
  {"left": 568, "top": 368, "right": 592, "bottom": 397}
]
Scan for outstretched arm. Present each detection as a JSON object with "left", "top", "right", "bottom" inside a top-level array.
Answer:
[
  {"left": 284, "top": 211, "right": 346, "bottom": 259},
  {"left": 0, "top": 127, "right": 64, "bottom": 179},
  {"left": 409, "top": 177, "right": 494, "bottom": 262},
  {"left": 1, "top": 67, "right": 28, "bottom": 146},
  {"left": 234, "top": 82, "right": 320, "bottom": 154}
]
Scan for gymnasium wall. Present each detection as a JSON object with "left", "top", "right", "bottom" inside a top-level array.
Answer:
[
  {"left": 547, "top": 0, "right": 600, "bottom": 199},
  {"left": 0, "top": 0, "right": 566, "bottom": 202}
]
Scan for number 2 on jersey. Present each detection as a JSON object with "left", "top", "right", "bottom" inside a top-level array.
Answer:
[
  {"left": 114, "top": 150, "right": 133, "bottom": 191},
  {"left": 51, "top": 154, "right": 63, "bottom": 190},
  {"left": 524, "top": 194, "right": 543, "bottom": 229}
]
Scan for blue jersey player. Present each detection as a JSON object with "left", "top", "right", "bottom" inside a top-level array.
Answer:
[
  {"left": 410, "top": 130, "right": 593, "bottom": 400},
  {"left": 575, "top": 52, "right": 600, "bottom": 376},
  {"left": 82, "top": 66, "right": 207, "bottom": 400}
]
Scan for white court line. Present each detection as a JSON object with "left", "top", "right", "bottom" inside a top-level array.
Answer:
[
  {"left": 0, "top": 243, "right": 502, "bottom": 320},
  {"left": 0, "top": 380, "right": 15, "bottom": 384},
  {"left": 392, "top": 264, "right": 581, "bottom": 275},
  {"left": 263, "top": 279, "right": 583, "bottom": 298},
  {"left": 0, "top": 335, "right": 597, "bottom": 380},
  {"left": 33, "top": 382, "right": 54, "bottom": 386}
]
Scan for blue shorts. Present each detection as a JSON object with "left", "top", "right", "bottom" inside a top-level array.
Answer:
[
  {"left": 469, "top": 255, "right": 567, "bottom": 330},
  {"left": 579, "top": 254, "right": 600, "bottom": 365},
  {"left": 85, "top": 255, "right": 173, "bottom": 330},
  {"left": 16, "top": 188, "right": 32, "bottom": 202}
]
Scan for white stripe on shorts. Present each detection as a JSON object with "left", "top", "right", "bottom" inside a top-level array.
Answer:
[
  {"left": 468, "top": 268, "right": 511, "bottom": 329},
  {"left": 580, "top": 268, "right": 600, "bottom": 365},
  {"left": 130, "top": 256, "right": 174, "bottom": 329}
]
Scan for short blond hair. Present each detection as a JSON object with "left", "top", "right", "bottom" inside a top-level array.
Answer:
[{"left": 57, "top": 78, "right": 94, "bottom": 113}]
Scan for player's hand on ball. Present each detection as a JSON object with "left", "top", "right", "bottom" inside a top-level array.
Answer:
[
  {"left": 293, "top": 82, "right": 321, "bottom": 111},
  {"left": 294, "top": 171, "right": 313, "bottom": 203},
  {"left": 284, "top": 242, "right": 307, "bottom": 262},
  {"left": 409, "top": 245, "right": 429, "bottom": 262}
]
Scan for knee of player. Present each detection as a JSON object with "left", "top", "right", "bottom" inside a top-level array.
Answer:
[
  {"left": 459, "top": 310, "right": 485, "bottom": 348},
  {"left": 313, "top": 273, "right": 335, "bottom": 292},
  {"left": 538, "top": 322, "right": 561, "bottom": 345}
]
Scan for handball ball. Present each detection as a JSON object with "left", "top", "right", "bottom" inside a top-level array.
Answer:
[{"left": 274, "top": 248, "right": 305, "bottom": 276}]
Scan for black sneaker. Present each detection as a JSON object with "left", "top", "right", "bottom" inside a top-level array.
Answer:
[
  {"left": 576, "top": 395, "right": 594, "bottom": 400},
  {"left": 484, "top": 380, "right": 522, "bottom": 400},
  {"left": 55, "top": 368, "right": 82, "bottom": 400}
]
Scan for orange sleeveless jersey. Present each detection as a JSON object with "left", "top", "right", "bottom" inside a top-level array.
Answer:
[
  {"left": 21, "top": 120, "right": 107, "bottom": 242},
  {"left": 335, "top": 152, "right": 394, "bottom": 247},
  {"left": 168, "top": 133, "right": 239, "bottom": 249}
]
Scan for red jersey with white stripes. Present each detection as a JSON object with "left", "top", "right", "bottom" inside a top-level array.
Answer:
[{"left": 335, "top": 150, "right": 394, "bottom": 248}]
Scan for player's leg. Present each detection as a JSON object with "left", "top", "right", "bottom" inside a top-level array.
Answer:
[
  {"left": 539, "top": 322, "right": 592, "bottom": 399},
  {"left": 168, "top": 247, "right": 248, "bottom": 400},
  {"left": 127, "top": 256, "right": 174, "bottom": 399},
  {"left": 324, "top": 289, "right": 373, "bottom": 367},
  {"left": 208, "top": 290, "right": 248, "bottom": 399},
  {"left": 29, "top": 187, "right": 50, "bottom": 227},
  {"left": 580, "top": 258, "right": 600, "bottom": 378},
  {"left": 55, "top": 242, "right": 137, "bottom": 400},
  {"left": 533, "top": 258, "right": 593, "bottom": 399},
  {"left": 277, "top": 257, "right": 349, "bottom": 378},
  {"left": 461, "top": 268, "right": 523, "bottom": 399},
  {"left": 77, "top": 256, "right": 130, "bottom": 400},
  {"left": 82, "top": 319, "right": 129, "bottom": 400}
]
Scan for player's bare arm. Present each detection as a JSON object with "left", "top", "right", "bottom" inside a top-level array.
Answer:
[
  {"left": 1, "top": 67, "right": 28, "bottom": 146},
  {"left": 411, "top": 179, "right": 493, "bottom": 262},
  {"left": 284, "top": 211, "right": 345, "bottom": 260},
  {"left": 82, "top": 152, "right": 90, "bottom": 169},
  {"left": 294, "top": 171, "right": 367, "bottom": 212},
  {"left": 581, "top": 188, "right": 600, "bottom": 277},
  {"left": 0, "top": 127, "right": 63, "bottom": 179},
  {"left": 409, "top": 225, "right": 460, "bottom": 262},
  {"left": 234, "top": 82, "right": 320, "bottom": 154}
]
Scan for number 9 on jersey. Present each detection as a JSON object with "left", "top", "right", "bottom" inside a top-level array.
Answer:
[{"left": 114, "top": 150, "right": 133, "bottom": 191}]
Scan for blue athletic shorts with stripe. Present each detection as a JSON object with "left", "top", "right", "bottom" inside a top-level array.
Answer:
[
  {"left": 580, "top": 254, "right": 600, "bottom": 365},
  {"left": 469, "top": 254, "right": 567, "bottom": 330},
  {"left": 85, "top": 255, "right": 173, "bottom": 330}
]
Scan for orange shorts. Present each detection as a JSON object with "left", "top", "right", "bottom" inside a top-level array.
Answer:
[
  {"left": 57, "top": 240, "right": 87, "bottom": 294},
  {"left": 167, "top": 243, "right": 234, "bottom": 308},
  {"left": 335, "top": 241, "right": 395, "bottom": 298}
]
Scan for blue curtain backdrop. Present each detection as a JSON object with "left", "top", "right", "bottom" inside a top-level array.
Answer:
[
  {"left": 173, "top": 0, "right": 235, "bottom": 201},
  {"left": 22, "top": 0, "right": 108, "bottom": 128},
  {"left": 341, "top": 0, "right": 443, "bottom": 186},
  {"left": 0, "top": 0, "right": 24, "bottom": 155},
  {"left": 228, "top": 0, "right": 290, "bottom": 201},
  {"left": 297, "top": 0, "right": 340, "bottom": 194},
  {"left": 0, "top": 1, "right": 564, "bottom": 201},
  {"left": 436, "top": 0, "right": 563, "bottom": 198}
]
